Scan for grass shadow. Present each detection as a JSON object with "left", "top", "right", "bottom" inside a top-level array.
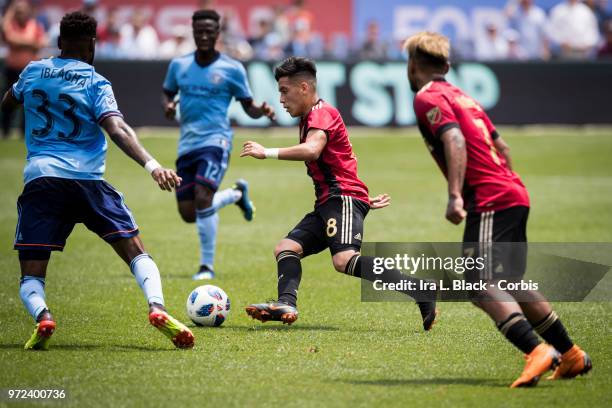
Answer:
[
  {"left": 110, "top": 344, "right": 178, "bottom": 352},
  {"left": 0, "top": 343, "right": 102, "bottom": 351},
  {"left": 209, "top": 324, "right": 340, "bottom": 332},
  {"left": 159, "top": 274, "right": 194, "bottom": 280},
  {"left": 338, "top": 377, "right": 510, "bottom": 388},
  {"left": 0, "top": 343, "right": 179, "bottom": 352}
]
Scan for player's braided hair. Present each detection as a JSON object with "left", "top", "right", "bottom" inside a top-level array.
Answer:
[
  {"left": 274, "top": 57, "right": 317, "bottom": 81},
  {"left": 60, "top": 11, "right": 97, "bottom": 40},
  {"left": 193, "top": 9, "right": 221, "bottom": 23}
]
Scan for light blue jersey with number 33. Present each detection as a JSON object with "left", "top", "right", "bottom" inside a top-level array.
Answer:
[{"left": 12, "top": 57, "right": 123, "bottom": 184}]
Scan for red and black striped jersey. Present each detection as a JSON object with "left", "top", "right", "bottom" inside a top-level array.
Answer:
[
  {"left": 414, "top": 79, "right": 529, "bottom": 213},
  {"left": 299, "top": 100, "right": 369, "bottom": 207}
]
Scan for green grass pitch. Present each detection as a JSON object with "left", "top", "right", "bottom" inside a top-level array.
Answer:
[{"left": 1, "top": 127, "right": 611, "bottom": 407}]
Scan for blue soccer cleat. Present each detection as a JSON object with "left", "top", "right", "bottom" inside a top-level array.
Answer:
[{"left": 233, "top": 179, "right": 255, "bottom": 221}]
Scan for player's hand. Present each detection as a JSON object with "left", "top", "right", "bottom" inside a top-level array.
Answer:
[
  {"left": 261, "top": 102, "right": 276, "bottom": 121},
  {"left": 369, "top": 193, "right": 391, "bottom": 210},
  {"left": 446, "top": 195, "right": 467, "bottom": 225},
  {"left": 151, "top": 168, "right": 182, "bottom": 191},
  {"left": 240, "top": 140, "right": 266, "bottom": 159},
  {"left": 164, "top": 101, "right": 177, "bottom": 120}
]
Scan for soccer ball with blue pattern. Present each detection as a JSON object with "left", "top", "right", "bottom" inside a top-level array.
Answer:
[{"left": 186, "top": 285, "right": 230, "bottom": 327}]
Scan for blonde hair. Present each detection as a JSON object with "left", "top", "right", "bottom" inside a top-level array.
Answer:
[{"left": 403, "top": 32, "right": 450, "bottom": 65}]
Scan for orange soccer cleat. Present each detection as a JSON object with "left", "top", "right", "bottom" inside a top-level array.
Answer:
[
  {"left": 548, "top": 345, "right": 592, "bottom": 380},
  {"left": 511, "top": 343, "right": 560, "bottom": 388}
]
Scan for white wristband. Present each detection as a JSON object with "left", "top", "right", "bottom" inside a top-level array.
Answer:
[
  {"left": 264, "top": 148, "right": 280, "bottom": 159},
  {"left": 144, "top": 159, "right": 162, "bottom": 174}
]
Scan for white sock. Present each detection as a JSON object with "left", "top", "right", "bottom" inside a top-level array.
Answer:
[
  {"left": 212, "top": 188, "right": 242, "bottom": 211},
  {"left": 196, "top": 207, "right": 219, "bottom": 267},
  {"left": 20, "top": 276, "right": 48, "bottom": 321},
  {"left": 130, "top": 254, "right": 164, "bottom": 306}
]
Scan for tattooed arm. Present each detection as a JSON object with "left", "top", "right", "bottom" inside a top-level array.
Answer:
[{"left": 440, "top": 127, "right": 468, "bottom": 225}]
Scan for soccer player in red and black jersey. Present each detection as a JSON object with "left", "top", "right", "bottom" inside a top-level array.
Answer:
[
  {"left": 240, "top": 57, "right": 437, "bottom": 330},
  {"left": 405, "top": 32, "right": 591, "bottom": 387}
]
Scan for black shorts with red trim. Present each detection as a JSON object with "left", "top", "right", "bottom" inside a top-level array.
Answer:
[
  {"left": 14, "top": 177, "right": 139, "bottom": 252},
  {"left": 286, "top": 195, "right": 370, "bottom": 256},
  {"left": 462, "top": 205, "right": 529, "bottom": 282}
]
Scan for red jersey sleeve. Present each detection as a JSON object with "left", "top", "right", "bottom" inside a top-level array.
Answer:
[
  {"left": 414, "top": 92, "right": 459, "bottom": 139},
  {"left": 305, "top": 107, "right": 334, "bottom": 135}
]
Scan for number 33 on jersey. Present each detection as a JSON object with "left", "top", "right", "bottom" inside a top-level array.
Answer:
[{"left": 12, "top": 57, "right": 123, "bottom": 184}]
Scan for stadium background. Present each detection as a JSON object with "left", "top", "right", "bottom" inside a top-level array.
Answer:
[
  {"left": 1, "top": 1, "right": 611, "bottom": 407},
  {"left": 2, "top": 0, "right": 610, "bottom": 127}
]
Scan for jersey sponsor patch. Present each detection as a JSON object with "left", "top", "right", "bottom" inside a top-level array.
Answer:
[
  {"left": 426, "top": 106, "right": 442, "bottom": 125},
  {"left": 210, "top": 73, "right": 223, "bottom": 84}
]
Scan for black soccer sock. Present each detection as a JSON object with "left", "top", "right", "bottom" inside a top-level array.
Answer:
[
  {"left": 345, "top": 254, "right": 436, "bottom": 303},
  {"left": 496, "top": 312, "right": 542, "bottom": 354},
  {"left": 532, "top": 311, "right": 574, "bottom": 354},
  {"left": 276, "top": 250, "right": 302, "bottom": 307}
]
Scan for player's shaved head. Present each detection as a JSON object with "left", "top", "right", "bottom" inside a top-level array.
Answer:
[
  {"left": 192, "top": 9, "right": 220, "bottom": 25},
  {"left": 404, "top": 32, "right": 450, "bottom": 72},
  {"left": 58, "top": 12, "right": 97, "bottom": 65},
  {"left": 60, "top": 12, "right": 97, "bottom": 41},
  {"left": 274, "top": 57, "right": 317, "bottom": 87},
  {"left": 192, "top": 9, "right": 220, "bottom": 55}
]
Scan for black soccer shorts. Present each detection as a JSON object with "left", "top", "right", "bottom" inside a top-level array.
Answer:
[
  {"left": 286, "top": 196, "right": 370, "bottom": 256},
  {"left": 462, "top": 205, "right": 529, "bottom": 282},
  {"left": 14, "top": 177, "right": 139, "bottom": 253}
]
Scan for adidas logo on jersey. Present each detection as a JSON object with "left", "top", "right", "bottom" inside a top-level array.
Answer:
[{"left": 353, "top": 233, "right": 362, "bottom": 241}]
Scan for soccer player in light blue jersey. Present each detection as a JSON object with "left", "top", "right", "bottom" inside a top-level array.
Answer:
[
  {"left": 162, "top": 9, "right": 276, "bottom": 280},
  {"left": 3, "top": 12, "right": 195, "bottom": 350}
]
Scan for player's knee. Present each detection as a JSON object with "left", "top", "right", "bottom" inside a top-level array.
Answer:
[
  {"left": 333, "top": 259, "right": 348, "bottom": 273},
  {"left": 177, "top": 201, "right": 196, "bottom": 223},
  {"left": 274, "top": 240, "right": 302, "bottom": 258},
  {"left": 179, "top": 209, "right": 196, "bottom": 223},
  {"left": 195, "top": 196, "right": 213, "bottom": 209},
  {"left": 111, "top": 236, "right": 146, "bottom": 265},
  {"left": 332, "top": 250, "right": 358, "bottom": 273},
  {"left": 194, "top": 185, "right": 214, "bottom": 209},
  {"left": 332, "top": 255, "right": 351, "bottom": 273},
  {"left": 273, "top": 244, "right": 283, "bottom": 259}
]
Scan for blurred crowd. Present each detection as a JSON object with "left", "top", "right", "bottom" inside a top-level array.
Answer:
[
  {"left": 0, "top": 0, "right": 611, "bottom": 67},
  {"left": 471, "top": 0, "right": 612, "bottom": 60},
  {"left": 0, "top": 0, "right": 610, "bottom": 138}
]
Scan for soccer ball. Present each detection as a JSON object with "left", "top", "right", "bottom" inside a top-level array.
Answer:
[{"left": 186, "top": 285, "right": 230, "bottom": 327}]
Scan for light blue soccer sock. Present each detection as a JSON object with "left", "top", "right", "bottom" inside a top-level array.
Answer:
[
  {"left": 212, "top": 188, "right": 242, "bottom": 211},
  {"left": 19, "top": 276, "right": 48, "bottom": 321},
  {"left": 196, "top": 207, "right": 219, "bottom": 268},
  {"left": 130, "top": 254, "right": 165, "bottom": 306}
]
